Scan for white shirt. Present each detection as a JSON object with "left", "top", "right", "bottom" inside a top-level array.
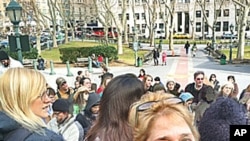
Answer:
[{"left": 0, "top": 57, "right": 24, "bottom": 75}]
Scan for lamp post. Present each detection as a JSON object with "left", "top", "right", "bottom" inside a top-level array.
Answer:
[
  {"left": 229, "top": 24, "right": 234, "bottom": 64},
  {"left": 6, "top": 0, "right": 23, "bottom": 64}
]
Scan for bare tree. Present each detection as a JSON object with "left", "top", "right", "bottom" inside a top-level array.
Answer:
[
  {"left": 18, "top": 0, "right": 47, "bottom": 55},
  {"left": 142, "top": 0, "right": 159, "bottom": 47},
  {"left": 94, "top": 0, "right": 127, "bottom": 54},
  {"left": 197, "top": 0, "right": 226, "bottom": 49},
  {"left": 162, "top": 0, "right": 176, "bottom": 50},
  {"left": 232, "top": 0, "right": 250, "bottom": 60}
]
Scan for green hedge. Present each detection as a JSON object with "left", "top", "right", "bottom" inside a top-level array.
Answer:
[
  {"left": 59, "top": 45, "right": 118, "bottom": 63},
  {"left": 2, "top": 47, "right": 38, "bottom": 59}
]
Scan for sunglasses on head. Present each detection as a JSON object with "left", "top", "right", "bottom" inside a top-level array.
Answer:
[{"left": 134, "top": 97, "right": 184, "bottom": 127}]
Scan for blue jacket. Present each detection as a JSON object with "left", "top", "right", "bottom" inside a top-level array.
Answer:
[{"left": 0, "top": 111, "right": 64, "bottom": 141}]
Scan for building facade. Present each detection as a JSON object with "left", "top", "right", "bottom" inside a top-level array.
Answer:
[{"left": 1, "top": 0, "right": 249, "bottom": 38}]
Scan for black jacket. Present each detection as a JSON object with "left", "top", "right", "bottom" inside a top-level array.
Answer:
[
  {"left": 0, "top": 112, "right": 64, "bottom": 141},
  {"left": 75, "top": 93, "right": 100, "bottom": 137}
]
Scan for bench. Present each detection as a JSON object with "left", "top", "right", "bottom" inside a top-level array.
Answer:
[
  {"left": 75, "top": 57, "right": 89, "bottom": 67},
  {"left": 23, "top": 59, "right": 47, "bottom": 69}
]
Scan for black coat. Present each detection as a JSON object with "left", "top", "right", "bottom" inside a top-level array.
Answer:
[{"left": 0, "top": 112, "right": 64, "bottom": 141}]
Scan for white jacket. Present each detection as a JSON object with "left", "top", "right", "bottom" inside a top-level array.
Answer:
[
  {"left": 47, "top": 116, "right": 84, "bottom": 141},
  {"left": 0, "top": 57, "right": 23, "bottom": 75}
]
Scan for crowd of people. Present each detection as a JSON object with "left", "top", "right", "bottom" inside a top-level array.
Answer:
[{"left": 0, "top": 50, "right": 250, "bottom": 140}]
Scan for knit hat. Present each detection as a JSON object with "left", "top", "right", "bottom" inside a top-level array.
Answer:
[
  {"left": 153, "top": 84, "right": 166, "bottom": 92},
  {"left": 0, "top": 51, "right": 9, "bottom": 61},
  {"left": 52, "top": 99, "right": 70, "bottom": 112},
  {"left": 179, "top": 92, "right": 194, "bottom": 102},
  {"left": 56, "top": 77, "right": 66, "bottom": 86},
  {"left": 198, "top": 97, "right": 247, "bottom": 141},
  {"left": 154, "top": 77, "right": 160, "bottom": 82}
]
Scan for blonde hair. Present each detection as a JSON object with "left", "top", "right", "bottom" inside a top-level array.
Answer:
[
  {"left": 0, "top": 68, "right": 47, "bottom": 134},
  {"left": 129, "top": 92, "right": 200, "bottom": 141}
]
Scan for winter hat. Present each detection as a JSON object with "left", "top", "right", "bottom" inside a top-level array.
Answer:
[
  {"left": 198, "top": 97, "right": 247, "bottom": 141},
  {"left": 154, "top": 77, "right": 161, "bottom": 82},
  {"left": 0, "top": 51, "right": 9, "bottom": 61},
  {"left": 153, "top": 84, "right": 166, "bottom": 92},
  {"left": 56, "top": 77, "right": 66, "bottom": 86},
  {"left": 179, "top": 92, "right": 194, "bottom": 102},
  {"left": 52, "top": 99, "right": 70, "bottom": 112}
]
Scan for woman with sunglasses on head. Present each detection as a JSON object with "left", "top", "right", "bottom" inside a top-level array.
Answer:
[
  {"left": 0, "top": 68, "right": 64, "bottom": 140},
  {"left": 129, "top": 92, "right": 200, "bottom": 141},
  {"left": 84, "top": 73, "right": 145, "bottom": 141}
]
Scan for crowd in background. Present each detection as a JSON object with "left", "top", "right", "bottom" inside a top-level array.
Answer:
[{"left": 0, "top": 55, "right": 250, "bottom": 140}]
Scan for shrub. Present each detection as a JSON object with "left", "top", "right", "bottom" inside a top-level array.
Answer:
[
  {"left": 2, "top": 47, "right": 38, "bottom": 59},
  {"left": 59, "top": 45, "right": 118, "bottom": 63}
]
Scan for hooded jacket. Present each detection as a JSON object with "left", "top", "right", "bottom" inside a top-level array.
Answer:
[
  {"left": 0, "top": 111, "right": 64, "bottom": 141},
  {"left": 75, "top": 93, "right": 100, "bottom": 137}
]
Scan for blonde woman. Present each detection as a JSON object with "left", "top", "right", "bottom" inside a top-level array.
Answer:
[
  {"left": 0, "top": 68, "right": 63, "bottom": 140},
  {"left": 129, "top": 92, "right": 200, "bottom": 141}
]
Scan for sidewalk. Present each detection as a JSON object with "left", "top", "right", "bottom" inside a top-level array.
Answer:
[{"left": 41, "top": 44, "right": 250, "bottom": 93}]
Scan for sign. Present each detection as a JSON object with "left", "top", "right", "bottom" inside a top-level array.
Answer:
[{"left": 133, "top": 41, "right": 138, "bottom": 51}]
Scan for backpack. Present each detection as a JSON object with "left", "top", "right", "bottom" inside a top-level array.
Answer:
[{"left": 3, "top": 128, "right": 32, "bottom": 141}]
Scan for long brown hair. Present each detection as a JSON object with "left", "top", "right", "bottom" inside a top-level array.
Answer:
[{"left": 85, "top": 73, "right": 145, "bottom": 141}]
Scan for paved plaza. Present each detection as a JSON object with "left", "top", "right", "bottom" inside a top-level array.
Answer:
[{"left": 40, "top": 44, "right": 250, "bottom": 96}]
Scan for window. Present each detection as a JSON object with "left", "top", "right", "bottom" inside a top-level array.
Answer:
[
  {"left": 206, "top": 0, "right": 210, "bottom": 2},
  {"left": 118, "top": 14, "right": 122, "bottom": 20},
  {"left": 141, "top": 13, "right": 146, "bottom": 20},
  {"left": 223, "top": 21, "right": 229, "bottom": 31},
  {"left": 216, "top": 10, "right": 221, "bottom": 17},
  {"left": 205, "top": 22, "right": 208, "bottom": 32},
  {"left": 223, "top": 9, "right": 229, "bottom": 17},
  {"left": 215, "top": 22, "right": 221, "bottom": 31},
  {"left": 142, "top": 29, "right": 146, "bottom": 33},
  {"left": 185, "top": 0, "right": 190, "bottom": 3},
  {"left": 159, "top": 0, "right": 165, "bottom": 4},
  {"left": 118, "top": 0, "right": 122, "bottom": 6},
  {"left": 142, "top": 24, "right": 146, "bottom": 28},
  {"left": 159, "top": 12, "right": 164, "bottom": 19},
  {"left": 135, "top": 13, "right": 140, "bottom": 20},
  {"left": 205, "top": 10, "right": 209, "bottom": 17},
  {"left": 126, "top": 14, "right": 129, "bottom": 20},
  {"left": 159, "top": 23, "right": 164, "bottom": 29},
  {"left": 196, "top": 22, "right": 201, "bottom": 32},
  {"left": 236, "top": 9, "right": 240, "bottom": 16},
  {"left": 196, "top": 11, "right": 201, "bottom": 18}
]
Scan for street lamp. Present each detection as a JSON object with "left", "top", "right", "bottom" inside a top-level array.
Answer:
[
  {"left": 6, "top": 0, "right": 23, "bottom": 63},
  {"left": 229, "top": 24, "right": 234, "bottom": 64}
]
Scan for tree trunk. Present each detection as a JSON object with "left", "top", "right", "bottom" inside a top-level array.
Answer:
[
  {"left": 237, "top": 7, "right": 249, "bottom": 60},
  {"left": 117, "top": 34, "right": 123, "bottom": 54},
  {"left": 169, "top": 31, "right": 173, "bottom": 50}
]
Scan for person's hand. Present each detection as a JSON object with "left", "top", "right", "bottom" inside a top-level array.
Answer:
[{"left": 74, "top": 86, "right": 89, "bottom": 100}]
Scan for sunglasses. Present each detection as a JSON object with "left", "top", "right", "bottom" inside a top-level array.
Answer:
[
  {"left": 39, "top": 89, "right": 50, "bottom": 101},
  {"left": 196, "top": 78, "right": 204, "bottom": 81},
  {"left": 134, "top": 97, "right": 184, "bottom": 127}
]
